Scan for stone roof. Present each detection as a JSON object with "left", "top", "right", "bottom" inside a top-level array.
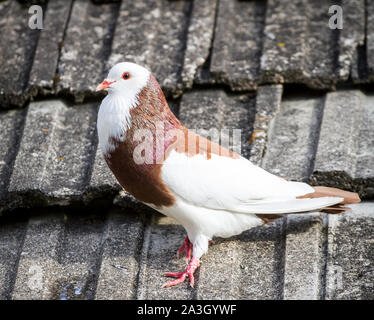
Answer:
[{"left": 0, "top": 0, "right": 373, "bottom": 300}]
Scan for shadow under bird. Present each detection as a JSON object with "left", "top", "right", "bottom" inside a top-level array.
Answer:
[{"left": 96, "top": 62, "right": 360, "bottom": 288}]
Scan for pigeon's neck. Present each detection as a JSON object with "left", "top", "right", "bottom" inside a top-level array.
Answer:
[
  {"left": 97, "top": 91, "right": 136, "bottom": 155},
  {"left": 98, "top": 74, "right": 182, "bottom": 156}
]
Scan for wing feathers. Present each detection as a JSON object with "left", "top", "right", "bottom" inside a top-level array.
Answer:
[{"left": 232, "top": 197, "right": 344, "bottom": 214}]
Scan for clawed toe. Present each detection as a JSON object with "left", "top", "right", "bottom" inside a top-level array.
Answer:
[{"left": 163, "top": 257, "right": 200, "bottom": 288}]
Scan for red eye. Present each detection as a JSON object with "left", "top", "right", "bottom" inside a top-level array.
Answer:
[{"left": 122, "top": 72, "right": 130, "bottom": 80}]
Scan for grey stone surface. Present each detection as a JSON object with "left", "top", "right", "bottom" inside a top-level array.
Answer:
[
  {"left": 311, "top": 91, "right": 374, "bottom": 198},
  {"left": 0, "top": 203, "right": 373, "bottom": 300},
  {"left": 85, "top": 144, "right": 121, "bottom": 203},
  {"left": 181, "top": 0, "right": 217, "bottom": 89},
  {"left": 0, "top": 109, "right": 26, "bottom": 200},
  {"left": 337, "top": 0, "right": 365, "bottom": 81},
  {"left": 57, "top": 0, "right": 119, "bottom": 102},
  {"left": 0, "top": 215, "right": 27, "bottom": 299},
  {"left": 260, "top": 0, "right": 364, "bottom": 89},
  {"left": 108, "top": 0, "right": 192, "bottom": 98},
  {"left": 325, "top": 202, "right": 374, "bottom": 300},
  {"left": 11, "top": 212, "right": 65, "bottom": 299},
  {"left": 7, "top": 100, "right": 66, "bottom": 207},
  {"left": 197, "top": 220, "right": 284, "bottom": 300},
  {"left": 95, "top": 209, "right": 144, "bottom": 300},
  {"left": 249, "top": 85, "right": 283, "bottom": 166},
  {"left": 179, "top": 89, "right": 255, "bottom": 159},
  {"left": 7, "top": 100, "right": 98, "bottom": 209},
  {"left": 0, "top": 1, "right": 40, "bottom": 107},
  {"left": 0, "top": 0, "right": 373, "bottom": 301},
  {"left": 283, "top": 213, "right": 324, "bottom": 300},
  {"left": 208, "top": 0, "right": 265, "bottom": 90},
  {"left": 260, "top": 0, "right": 309, "bottom": 85},
  {"left": 28, "top": 0, "right": 73, "bottom": 96},
  {"left": 11, "top": 209, "right": 108, "bottom": 300},
  {"left": 136, "top": 214, "right": 194, "bottom": 299},
  {"left": 366, "top": 1, "right": 374, "bottom": 81},
  {"left": 262, "top": 94, "right": 324, "bottom": 181}
]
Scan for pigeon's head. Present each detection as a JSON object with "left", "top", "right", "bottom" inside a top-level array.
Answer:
[{"left": 96, "top": 62, "right": 150, "bottom": 97}]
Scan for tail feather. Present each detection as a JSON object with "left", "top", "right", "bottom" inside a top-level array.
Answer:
[
  {"left": 256, "top": 186, "right": 360, "bottom": 223},
  {"left": 298, "top": 186, "right": 361, "bottom": 205}
]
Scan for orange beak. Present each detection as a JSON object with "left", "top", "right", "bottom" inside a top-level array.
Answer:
[{"left": 96, "top": 80, "right": 115, "bottom": 91}]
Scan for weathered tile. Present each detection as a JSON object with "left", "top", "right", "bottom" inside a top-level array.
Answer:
[
  {"left": 325, "top": 202, "right": 374, "bottom": 300},
  {"left": 197, "top": 220, "right": 284, "bottom": 299},
  {"left": 56, "top": 211, "right": 106, "bottom": 300},
  {"left": 7, "top": 100, "right": 97, "bottom": 209},
  {"left": 249, "top": 85, "right": 283, "bottom": 166},
  {"left": 28, "top": 0, "right": 73, "bottom": 96},
  {"left": 0, "top": 1, "right": 41, "bottom": 107},
  {"left": 11, "top": 212, "right": 65, "bottom": 299},
  {"left": 337, "top": 0, "right": 365, "bottom": 81},
  {"left": 7, "top": 100, "right": 66, "bottom": 208},
  {"left": 179, "top": 90, "right": 255, "bottom": 159},
  {"left": 181, "top": 0, "right": 217, "bottom": 89},
  {"left": 39, "top": 103, "right": 97, "bottom": 201},
  {"left": 209, "top": 0, "right": 265, "bottom": 90},
  {"left": 262, "top": 94, "right": 324, "bottom": 181},
  {"left": 0, "top": 109, "right": 27, "bottom": 202},
  {"left": 0, "top": 215, "right": 28, "bottom": 299},
  {"left": 260, "top": 0, "right": 308, "bottom": 85},
  {"left": 366, "top": 0, "right": 374, "bottom": 81},
  {"left": 57, "top": 0, "right": 119, "bottom": 102},
  {"left": 95, "top": 209, "right": 145, "bottom": 300},
  {"left": 283, "top": 213, "right": 323, "bottom": 300},
  {"left": 304, "top": 0, "right": 338, "bottom": 88},
  {"left": 85, "top": 144, "right": 121, "bottom": 203},
  {"left": 108, "top": 0, "right": 192, "bottom": 97},
  {"left": 136, "top": 214, "right": 194, "bottom": 299},
  {"left": 311, "top": 91, "right": 374, "bottom": 198},
  {"left": 261, "top": 0, "right": 344, "bottom": 89}
]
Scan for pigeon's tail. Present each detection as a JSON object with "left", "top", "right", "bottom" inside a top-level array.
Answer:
[
  {"left": 256, "top": 186, "right": 360, "bottom": 223},
  {"left": 297, "top": 186, "right": 361, "bottom": 214}
]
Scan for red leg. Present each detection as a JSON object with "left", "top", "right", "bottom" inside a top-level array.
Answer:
[
  {"left": 163, "top": 257, "right": 200, "bottom": 288},
  {"left": 176, "top": 236, "right": 193, "bottom": 261}
]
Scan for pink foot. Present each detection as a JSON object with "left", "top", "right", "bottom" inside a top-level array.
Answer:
[
  {"left": 176, "top": 236, "right": 192, "bottom": 261},
  {"left": 163, "top": 257, "right": 200, "bottom": 288}
]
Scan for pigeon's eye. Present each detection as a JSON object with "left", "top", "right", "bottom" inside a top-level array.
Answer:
[{"left": 122, "top": 72, "right": 130, "bottom": 80}]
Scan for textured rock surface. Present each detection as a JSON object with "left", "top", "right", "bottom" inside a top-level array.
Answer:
[
  {"left": 181, "top": 0, "right": 217, "bottom": 89},
  {"left": 207, "top": 0, "right": 266, "bottom": 90},
  {"left": 28, "top": 0, "right": 73, "bottom": 97},
  {"left": 1, "top": 203, "right": 372, "bottom": 300},
  {"left": 57, "top": 0, "right": 119, "bottom": 102},
  {"left": 325, "top": 203, "right": 374, "bottom": 300},
  {"left": 108, "top": 0, "right": 192, "bottom": 98},
  {"left": 6, "top": 100, "right": 98, "bottom": 210},
  {"left": 0, "top": 0, "right": 373, "bottom": 301},
  {"left": 249, "top": 85, "right": 283, "bottom": 166},
  {"left": 262, "top": 93, "right": 324, "bottom": 181},
  {"left": 179, "top": 90, "right": 255, "bottom": 159},
  {"left": 283, "top": 213, "right": 324, "bottom": 300},
  {"left": 311, "top": 91, "right": 374, "bottom": 198},
  {"left": 0, "top": 1, "right": 40, "bottom": 107}
]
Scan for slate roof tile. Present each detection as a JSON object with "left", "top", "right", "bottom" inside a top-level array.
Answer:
[
  {"left": 0, "top": 0, "right": 373, "bottom": 300},
  {"left": 57, "top": 0, "right": 119, "bottom": 102},
  {"left": 0, "top": 1, "right": 41, "bottom": 107},
  {"left": 28, "top": 0, "right": 73, "bottom": 97}
]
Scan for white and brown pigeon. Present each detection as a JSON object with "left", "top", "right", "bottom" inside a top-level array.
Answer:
[{"left": 96, "top": 62, "right": 360, "bottom": 288}]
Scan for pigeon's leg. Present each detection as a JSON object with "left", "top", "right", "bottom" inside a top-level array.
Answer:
[
  {"left": 163, "top": 257, "right": 200, "bottom": 288},
  {"left": 176, "top": 236, "right": 192, "bottom": 261}
]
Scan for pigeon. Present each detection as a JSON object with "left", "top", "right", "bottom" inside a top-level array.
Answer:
[{"left": 96, "top": 62, "right": 361, "bottom": 288}]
